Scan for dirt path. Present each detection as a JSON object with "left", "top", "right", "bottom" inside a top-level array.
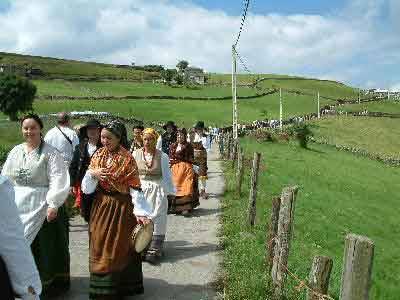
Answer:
[{"left": 62, "top": 145, "right": 224, "bottom": 299}]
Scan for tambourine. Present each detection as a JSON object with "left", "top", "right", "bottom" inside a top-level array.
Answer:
[{"left": 131, "top": 221, "right": 154, "bottom": 253}]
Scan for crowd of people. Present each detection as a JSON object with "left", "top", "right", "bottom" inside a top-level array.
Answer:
[{"left": 0, "top": 112, "right": 215, "bottom": 300}]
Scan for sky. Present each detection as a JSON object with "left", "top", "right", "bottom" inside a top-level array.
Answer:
[{"left": 0, "top": 0, "right": 399, "bottom": 89}]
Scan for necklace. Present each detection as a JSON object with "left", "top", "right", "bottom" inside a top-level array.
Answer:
[{"left": 143, "top": 149, "right": 155, "bottom": 170}]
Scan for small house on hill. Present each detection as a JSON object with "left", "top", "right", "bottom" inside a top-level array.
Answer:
[{"left": 184, "top": 67, "right": 206, "bottom": 85}]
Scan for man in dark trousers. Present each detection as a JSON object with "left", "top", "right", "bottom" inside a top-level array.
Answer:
[{"left": 156, "top": 121, "right": 177, "bottom": 156}]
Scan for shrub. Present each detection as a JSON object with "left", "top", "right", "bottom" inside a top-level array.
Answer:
[
  {"left": 249, "top": 128, "right": 277, "bottom": 142},
  {"left": 0, "top": 74, "right": 37, "bottom": 120},
  {"left": 287, "top": 124, "right": 313, "bottom": 148}
]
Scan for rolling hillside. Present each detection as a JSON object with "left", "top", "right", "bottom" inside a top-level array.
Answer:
[{"left": 0, "top": 51, "right": 159, "bottom": 80}]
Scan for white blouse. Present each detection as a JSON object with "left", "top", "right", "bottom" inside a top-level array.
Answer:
[
  {"left": 81, "top": 171, "right": 152, "bottom": 217},
  {"left": 0, "top": 175, "right": 42, "bottom": 299},
  {"left": 1, "top": 143, "right": 70, "bottom": 244}
]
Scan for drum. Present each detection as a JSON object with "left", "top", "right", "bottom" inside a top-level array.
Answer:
[{"left": 131, "top": 221, "right": 154, "bottom": 253}]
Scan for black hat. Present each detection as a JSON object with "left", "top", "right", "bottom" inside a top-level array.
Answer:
[
  {"left": 84, "top": 119, "right": 102, "bottom": 129},
  {"left": 194, "top": 121, "right": 205, "bottom": 129},
  {"left": 79, "top": 119, "right": 102, "bottom": 139},
  {"left": 163, "top": 121, "right": 177, "bottom": 130},
  {"left": 133, "top": 122, "right": 145, "bottom": 131}
]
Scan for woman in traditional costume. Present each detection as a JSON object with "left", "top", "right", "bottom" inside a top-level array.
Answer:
[
  {"left": 81, "top": 120, "right": 151, "bottom": 299},
  {"left": 169, "top": 128, "right": 199, "bottom": 215},
  {"left": 189, "top": 128, "right": 208, "bottom": 198},
  {"left": 1, "top": 113, "right": 71, "bottom": 298},
  {"left": 69, "top": 119, "right": 102, "bottom": 221},
  {"left": 132, "top": 128, "right": 175, "bottom": 263}
]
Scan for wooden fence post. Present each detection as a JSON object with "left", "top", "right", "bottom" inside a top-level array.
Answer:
[
  {"left": 267, "top": 196, "right": 281, "bottom": 273},
  {"left": 340, "top": 234, "right": 374, "bottom": 300},
  {"left": 235, "top": 148, "right": 245, "bottom": 196},
  {"left": 271, "top": 186, "right": 299, "bottom": 299},
  {"left": 306, "top": 256, "right": 333, "bottom": 300},
  {"left": 231, "top": 140, "right": 238, "bottom": 168},
  {"left": 247, "top": 152, "right": 261, "bottom": 226},
  {"left": 227, "top": 134, "right": 233, "bottom": 160},
  {"left": 223, "top": 134, "right": 229, "bottom": 159}
]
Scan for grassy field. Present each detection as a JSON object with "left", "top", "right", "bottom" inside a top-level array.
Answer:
[
  {"left": 337, "top": 100, "right": 400, "bottom": 114},
  {"left": 221, "top": 137, "right": 400, "bottom": 300},
  {"left": 33, "top": 80, "right": 256, "bottom": 98},
  {"left": 210, "top": 73, "right": 360, "bottom": 100},
  {"left": 32, "top": 91, "right": 334, "bottom": 122},
  {"left": 0, "top": 90, "right": 336, "bottom": 149},
  {"left": 0, "top": 52, "right": 158, "bottom": 80},
  {"left": 311, "top": 116, "right": 400, "bottom": 159}
]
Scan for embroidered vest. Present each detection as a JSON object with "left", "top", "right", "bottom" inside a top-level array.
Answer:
[{"left": 134, "top": 149, "right": 162, "bottom": 180}]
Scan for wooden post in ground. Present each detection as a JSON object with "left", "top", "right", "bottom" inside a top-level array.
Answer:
[
  {"left": 231, "top": 140, "right": 238, "bottom": 167},
  {"left": 226, "top": 134, "right": 233, "bottom": 160},
  {"left": 267, "top": 196, "right": 281, "bottom": 273},
  {"left": 235, "top": 147, "right": 245, "bottom": 196},
  {"left": 223, "top": 134, "right": 230, "bottom": 159},
  {"left": 271, "top": 186, "right": 299, "bottom": 299},
  {"left": 306, "top": 256, "right": 333, "bottom": 300},
  {"left": 247, "top": 152, "right": 261, "bottom": 226},
  {"left": 340, "top": 234, "right": 374, "bottom": 300}
]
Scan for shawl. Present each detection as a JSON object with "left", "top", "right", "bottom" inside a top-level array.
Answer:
[{"left": 88, "top": 146, "right": 141, "bottom": 193}]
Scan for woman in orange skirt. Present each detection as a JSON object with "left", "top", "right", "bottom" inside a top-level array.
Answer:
[{"left": 169, "top": 128, "right": 199, "bottom": 216}]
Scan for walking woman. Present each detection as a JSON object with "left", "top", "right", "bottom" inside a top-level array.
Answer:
[
  {"left": 188, "top": 128, "right": 208, "bottom": 198},
  {"left": 169, "top": 128, "right": 199, "bottom": 215},
  {"left": 1, "top": 113, "right": 71, "bottom": 298},
  {"left": 132, "top": 128, "right": 175, "bottom": 264},
  {"left": 69, "top": 119, "right": 102, "bottom": 221},
  {"left": 81, "top": 120, "right": 151, "bottom": 299}
]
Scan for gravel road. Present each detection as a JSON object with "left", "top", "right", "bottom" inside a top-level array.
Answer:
[{"left": 61, "top": 145, "right": 224, "bottom": 300}]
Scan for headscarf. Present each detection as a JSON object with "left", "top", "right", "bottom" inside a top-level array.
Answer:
[
  {"left": 104, "top": 120, "right": 129, "bottom": 149},
  {"left": 142, "top": 128, "right": 159, "bottom": 147}
]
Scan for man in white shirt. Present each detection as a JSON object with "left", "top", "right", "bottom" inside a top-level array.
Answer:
[
  {"left": 193, "top": 121, "right": 211, "bottom": 199},
  {"left": 0, "top": 175, "right": 42, "bottom": 300},
  {"left": 44, "top": 112, "right": 79, "bottom": 167}
]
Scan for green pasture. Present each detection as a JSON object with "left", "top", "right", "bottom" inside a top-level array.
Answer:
[
  {"left": 311, "top": 116, "right": 400, "bottom": 159},
  {"left": 33, "top": 80, "right": 256, "bottom": 98},
  {"left": 257, "top": 78, "right": 359, "bottom": 100},
  {"left": 209, "top": 73, "right": 360, "bottom": 100},
  {"left": 32, "top": 91, "right": 333, "bottom": 123},
  {"left": 0, "top": 52, "right": 157, "bottom": 80},
  {"left": 338, "top": 100, "right": 400, "bottom": 114},
  {"left": 221, "top": 137, "right": 400, "bottom": 300}
]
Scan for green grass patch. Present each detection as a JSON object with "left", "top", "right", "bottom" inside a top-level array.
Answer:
[
  {"left": 338, "top": 100, "right": 400, "bottom": 114},
  {"left": 33, "top": 80, "right": 256, "bottom": 98},
  {"left": 221, "top": 138, "right": 400, "bottom": 299},
  {"left": 311, "top": 116, "right": 400, "bottom": 159},
  {"left": 0, "top": 52, "right": 157, "bottom": 80}
]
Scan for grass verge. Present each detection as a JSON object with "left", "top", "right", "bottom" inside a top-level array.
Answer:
[{"left": 220, "top": 137, "right": 400, "bottom": 300}]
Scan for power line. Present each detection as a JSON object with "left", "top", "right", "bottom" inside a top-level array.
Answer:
[
  {"left": 234, "top": 48, "right": 252, "bottom": 74},
  {"left": 234, "top": 0, "right": 251, "bottom": 48}
]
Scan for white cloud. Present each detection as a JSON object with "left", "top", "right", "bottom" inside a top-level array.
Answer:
[{"left": 0, "top": 0, "right": 399, "bottom": 88}]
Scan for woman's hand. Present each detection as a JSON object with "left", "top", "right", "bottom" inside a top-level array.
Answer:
[
  {"left": 47, "top": 207, "right": 58, "bottom": 222},
  {"left": 136, "top": 216, "right": 151, "bottom": 225},
  {"left": 90, "top": 168, "right": 111, "bottom": 181}
]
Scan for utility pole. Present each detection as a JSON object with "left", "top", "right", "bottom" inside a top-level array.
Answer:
[
  {"left": 358, "top": 88, "right": 361, "bottom": 104},
  {"left": 232, "top": 45, "right": 238, "bottom": 140},
  {"left": 279, "top": 88, "right": 283, "bottom": 131},
  {"left": 388, "top": 89, "right": 390, "bottom": 101},
  {"left": 317, "top": 91, "right": 320, "bottom": 119}
]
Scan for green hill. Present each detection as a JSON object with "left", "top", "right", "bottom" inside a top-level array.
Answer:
[{"left": 0, "top": 52, "right": 159, "bottom": 80}]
